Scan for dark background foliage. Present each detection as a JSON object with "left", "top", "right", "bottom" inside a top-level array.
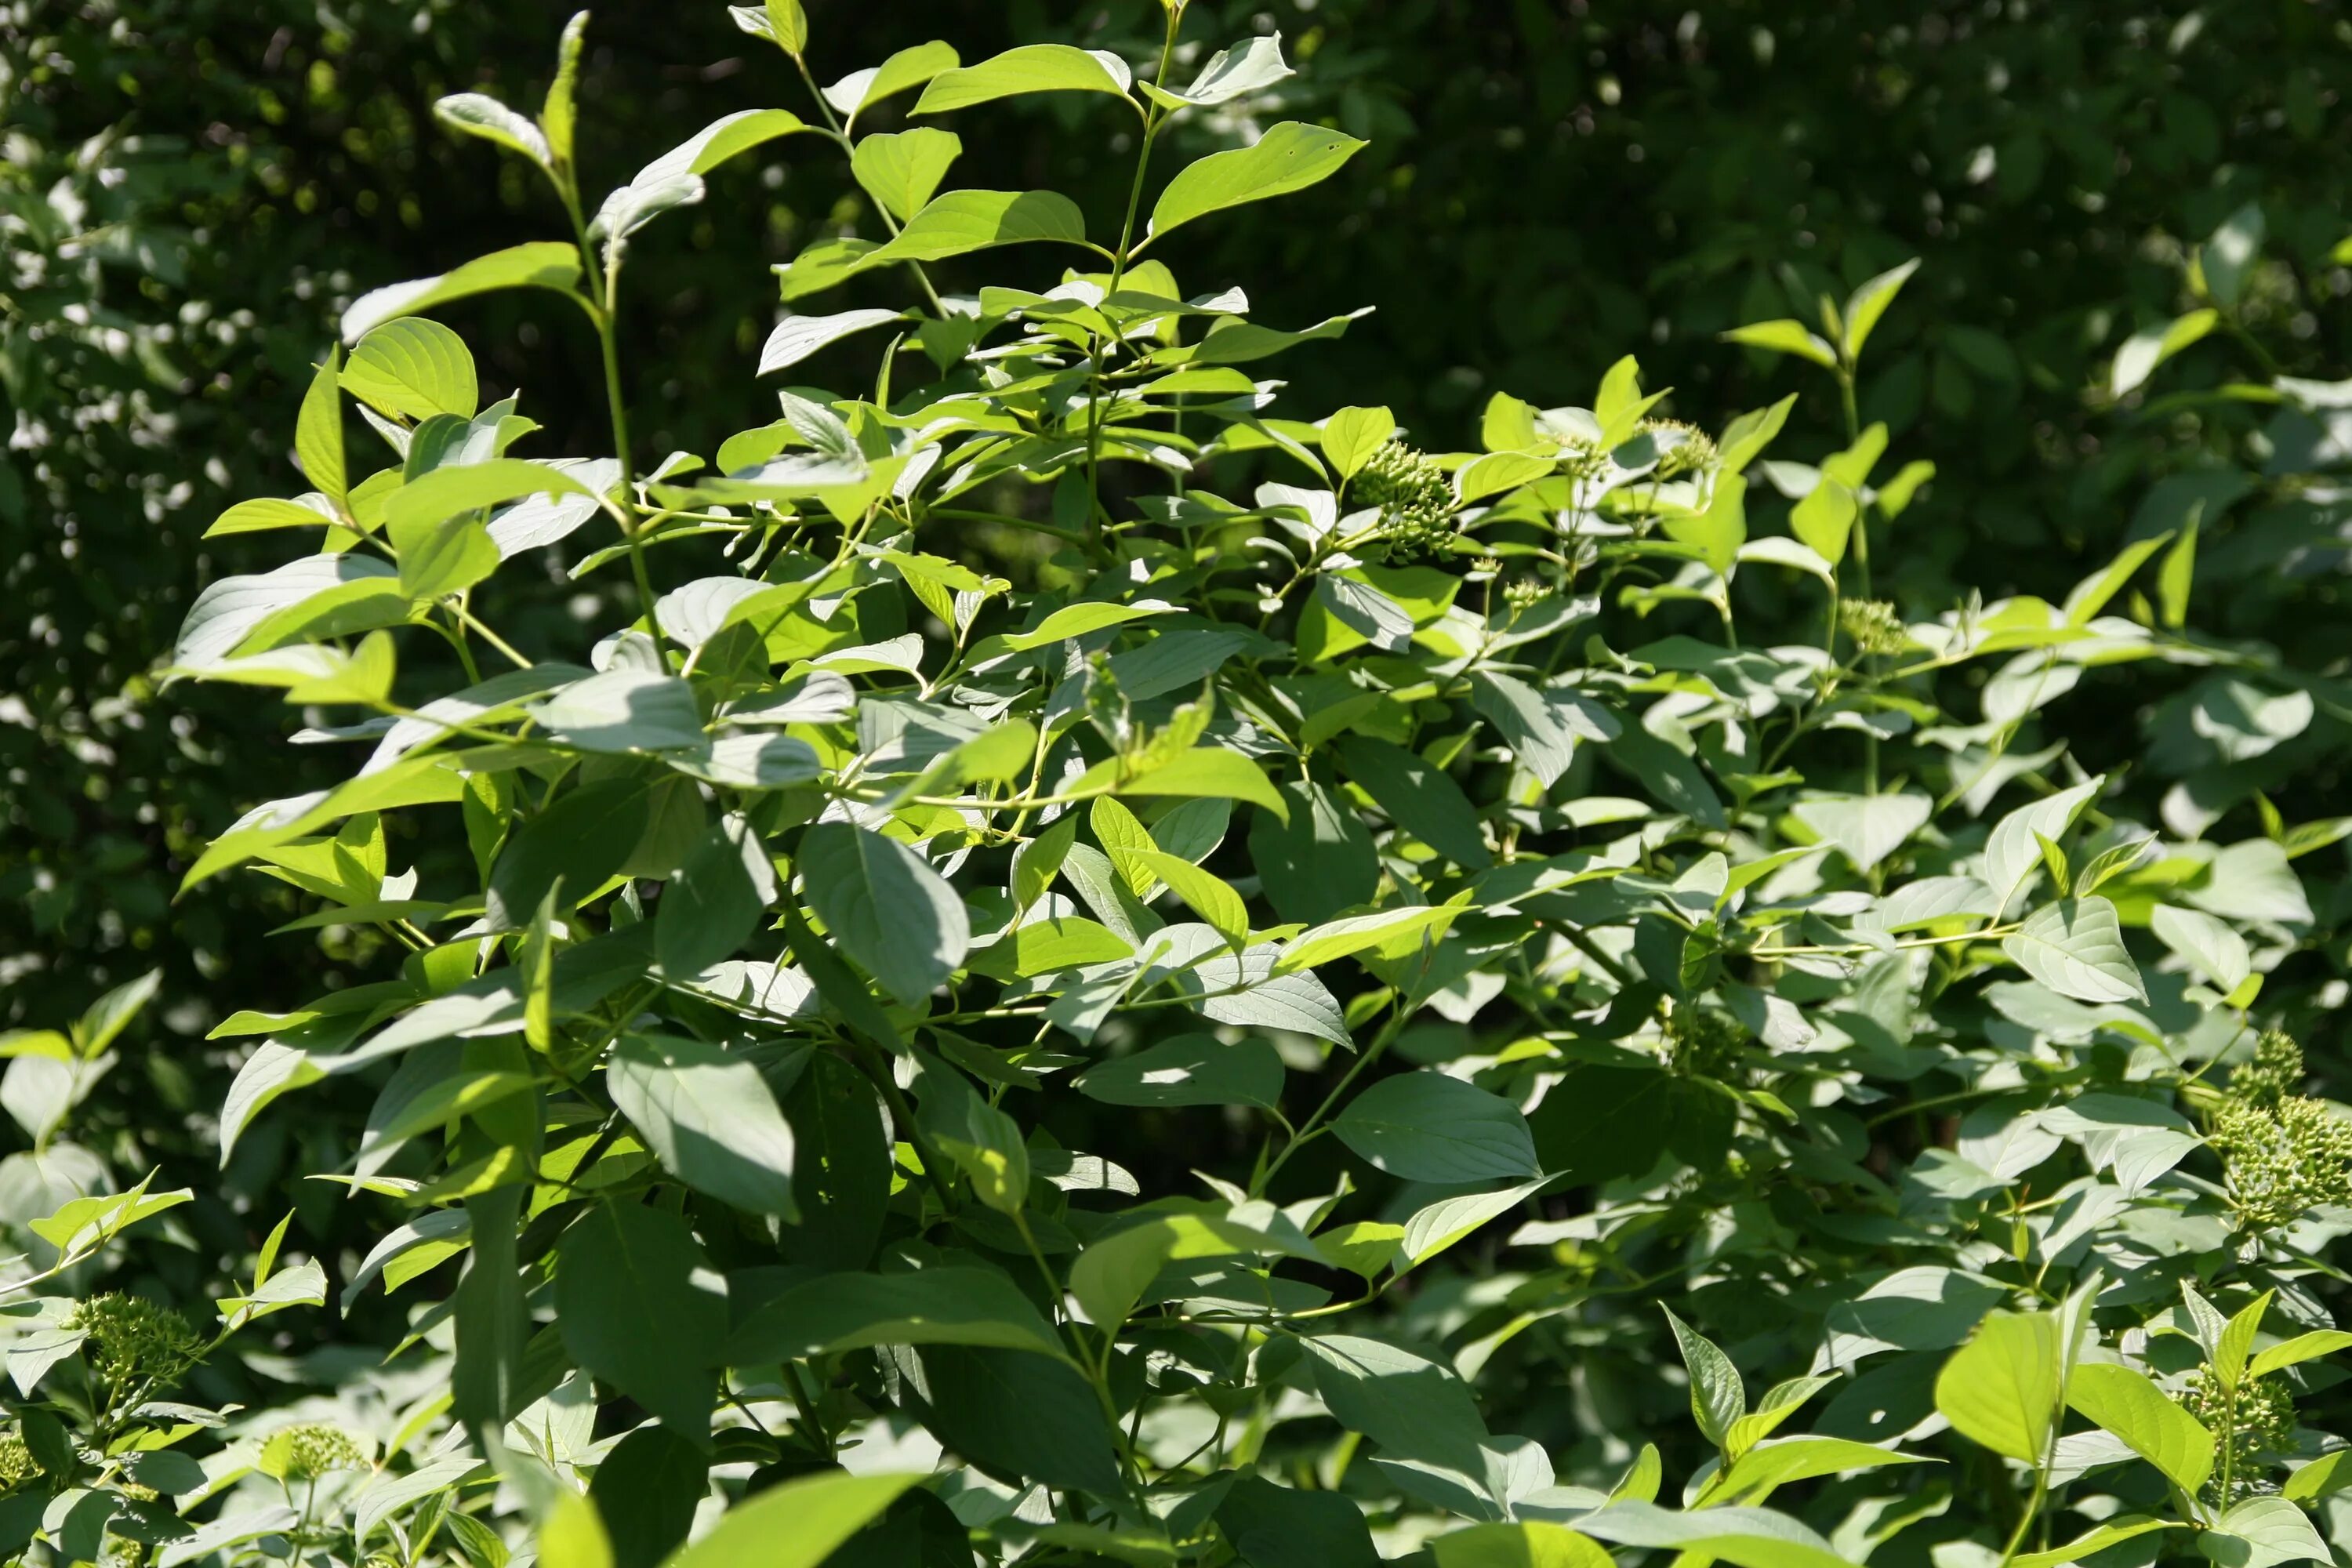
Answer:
[{"left": 4, "top": 0, "right": 2349, "bottom": 1301}]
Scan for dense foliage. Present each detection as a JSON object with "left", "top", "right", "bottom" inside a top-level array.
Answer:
[{"left": 8, "top": 2, "right": 2352, "bottom": 1566}]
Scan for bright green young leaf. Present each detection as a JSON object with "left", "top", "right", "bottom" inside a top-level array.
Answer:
[
  {"left": 2248, "top": 1330, "right": 2352, "bottom": 1381},
  {"left": 1324, "top": 405, "right": 1398, "bottom": 479},
  {"left": 1663, "top": 1305, "right": 1746, "bottom": 1450},
  {"left": 341, "top": 242, "right": 586, "bottom": 343},
  {"left": 1934, "top": 1309, "right": 2060, "bottom": 1463},
  {"left": 2111, "top": 310, "right": 2219, "bottom": 397},
  {"left": 1841, "top": 257, "right": 1920, "bottom": 362},
  {"left": 1723, "top": 319, "right": 1837, "bottom": 368},
  {"left": 2008, "top": 1519, "right": 2183, "bottom": 1568},
  {"left": 344, "top": 318, "right": 480, "bottom": 422},
  {"left": 2064, "top": 1361, "right": 2214, "bottom": 1494},
  {"left": 1432, "top": 1523, "right": 1615, "bottom": 1568},
  {"left": 850, "top": 129, "right": 964, "bottom": 223},
  {"left": 913, "top": 45, "right": 1133, "bottom": 115},
  {"left": 1147, "top": 122, "right": 1368, "bottom": 239},
  {"left": 664, "top": 1471, "right": 922, "bottom": 1568},
  {"left": 293, "top": 351, "right": 347, "bottom": 510}
]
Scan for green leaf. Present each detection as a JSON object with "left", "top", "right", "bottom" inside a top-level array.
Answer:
[
  {"left": 757, "top": 307, "right": 909, "bottom": 377},
  {"left": 850, "top": 128, "right": 964, "bottom": 223},
  {"left": 1662, "top": 471, "right": 1747, "bottom": 575},
  {"left": 1841, "top": 257, "right": 1920, "bottom": 362},
  {"left": 664, "top": 1471, "right": 921, "bottom": 1568},
  {"left": 398, "top": 515, "right": 499, "bottom": 605},
  {"left": 634, "top": 109, "right": 810, "bottom": 183},
  {"left": 2001, "top": 897, "right": 2147, "bottom": 1004},
  {"left": 2111, "top": 309, "right": 2218, "bottom": 397},
  {"left": 1072, "top": 1033, "right": 1286, "bottom": 1111},
  {"left": 1718, "top": 394, "right": 1797, "bottom": 474},
  {"left": 385, "top": 456, "right": 603, "bottom": 535},
  {"left": 862, "top": 189, "right": 1089, "bottom": 269},
  {"left": 1142, "top": 33, "right": 1293, "bottom": 109},
  {"left": 918, "top": 1345, "right": 1124, "bottom": 1496},
  {"left": 1323, "top": 405, "right": 1398, "bottom": 479},
  {"left": 657, "top": 816, "right": 775, "bottom": 978},
  {"left": 539, "top": 12, "right": 587, "bottom": 169},
  {"left": 294, "top": 351, "right": 347, "bottom": 510},
  {"left": 1216, "top": 1476, "right": 1381, "bottom": 1568},
  {"left": 2284, "top": 1450, "right": 2352, "bottom": 1504},
  {"left": 1113, "top": 847, "right": 1248, "bottom": 948},
  {"left": 1002, "top": 598, "right": 1174, "bottom": 650},
  {"left": 828, "top": 42, "right": 962, "bottom": 121},
  {"left": 1334, "top": 735, "right": 1490, "bottom": 868},
  {"left": 1722, "top": 1377, "right": 1839, "bottom": 1461},
  {"left": 1070, "top": 1213, "right": 1305, "bottom": 1332},
  {"left": 2205, "top": 1497, "right": 2329, "bottom": 1568},
  {"left": 913, "top": 44, "right": 1133, "bottom": 115},
  {"left": 1469, "top": 670, "right": 1616, "bottom": 789},
  {"left": 586, "top": 1428, "right": 707, "bottom": 1568},
  {"left": 434, "top": 93, "right": 551, "bottom": 167},
  {"left": 797, "top": 823, "right": 970, "bottom": 1007},
  {"left": 1273, "top": 902, "right": 1463, "bottom": 977},
  {"left": 2064, "top": 1361, "right": 2213, "bottom": 1494},
  {"left": 1984, "top": 776, "right": 2103, "bottom": 913},
  {"left": 2063, "top": 531, "right": 2174, "bottom": 625},
  {"left": 1250, "top": 782, "right": 1377, "bottom": 924},
  {"left": 2201, "top": 201, "right": 2265, "bottom": 310},
  {"left": 74, "top": 970, "right": 159, "bottom": 1058},
  {"left": 201, "top": 496, "right": 339, "bottom": 538},
  {"left": 2007, "top": 1519, "right": 2182, "bottom": 1568},
  {"left": 534, "top": 670, "right": 708, "bottom": 754},
  {"left": 911, "top": 1051, "right": 1029, "bottom": 1214},
  {"left": 724, "top": 1267, "right": 1066, "bottom": 1364},
  {"left": 2216, "top": 1290, "right": 2274, "bottom": 1390},
  {"left": 341, "top": 242, "right": 586, "bottom": 343},
  {"left": 1575, "top": 1501, "right": 1853, "bottom": 1568},
  {"left": 1789, "top": 477, "right": 1858, "bottom": 566},
  {"left": 1723, "top": 319, "right": 1837, "bottom": 368},
  {"left": 1316, "top": 1221, "right": 1406, "bottom": 1280},
  {"left": 1457, "top": 450, "right": 1555, "bottom": 504},
  {"left": 555, "top": 1203, "right": 724, "bottom": 1434},
  {"left": 1077, "top": 746, "right": 1290, "bottom": 822},
  {"left": 2159, "top": 511, "right": 2199, "bottom": 629},
  {"left": 2150, "top": 904, "right": 2252, "bottom": 996},
  {"left": 762, "top": 0, "right": 808, "bottom": 56},
  {"left": 1432, "top": 1523, "right": 1615, "bottom": 1568},
  {"left": 538, "top": 1493, "right": 613, "bottom": 1568},
  {"left": 2248, "top": 1330, "right": 2352, "bottom": 1380},
  {"left": 1301, "top": 1333, "right": 1494, "bottom": 1468},
  {"left": 1933, "top": 1308, "right": 2060, "bottom": 1463},
  {"left": 607, "top": 1033, "right": 798, "bottom": 1218},
  {"left": 1330, "top": 1072, "right": 1540, "bottom": 1184},
  {"left": 1699, "top": 1436, "right": 1933, "bottom": 1504},
  {"left": 1663, "top": 1305, "right": 1746, "bottom": 1450},
  {"left": 344, "top": 318, "right": 480, "bottom": 422},
  {"left": 1791, "top": 793, "right": 1931, "bottom": 876},
  {"left": 1399, "top": 1175, "right": 1551, "bottom": 1268},
  {"left": 1148, "top": 122, "right": 1367, "bottom": 239}
]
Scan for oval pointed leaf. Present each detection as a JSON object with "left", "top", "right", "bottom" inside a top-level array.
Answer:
[{"left": 1149, "top": 122, "right": 1367, "bottom": 238}]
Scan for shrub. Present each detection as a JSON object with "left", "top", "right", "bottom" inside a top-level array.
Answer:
[{"left": 5, "top": 4, "right": 2350, "bottom": 1566}]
